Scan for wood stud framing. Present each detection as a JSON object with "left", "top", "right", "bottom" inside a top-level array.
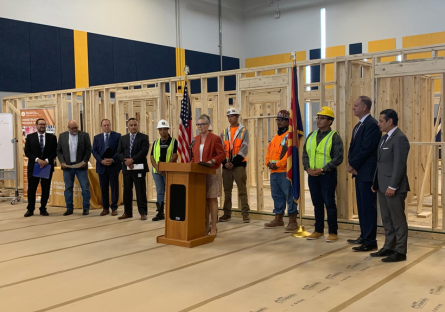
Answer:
[{"left": 3, "top": 43, "right": 445, "bottom": 232}]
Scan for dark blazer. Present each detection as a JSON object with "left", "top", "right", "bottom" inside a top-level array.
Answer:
[
  {"left": 348, "top": 115, "right": 381, "bottom": 182},
  {"left": 92, "top": 131, "right": 122, "bottom": 174},
  {"left": 57, "top": 131, "right": 92, "bottom": 170},
  {"left": 373, "top": 128, "right": 410, "bottom": 193},
  {"left": 117, "top": 132, "right": 149, "bottom": 174},
  {"left": 191, "top": 133, "right": 225, "bottom": 170},
  {"left": 24, "top": 132, "right": 57, "bottom": 174}
]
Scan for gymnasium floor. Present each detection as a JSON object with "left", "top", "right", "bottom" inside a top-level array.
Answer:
[{"left": 1, "top": 201, "right": 444, "bottom": 312}]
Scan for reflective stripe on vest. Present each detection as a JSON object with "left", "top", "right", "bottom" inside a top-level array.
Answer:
[
  {"left": 306, "top": 130, "right": 336, "bottom": 169},
  {"left": 223, "top": 126, "right": 247, "bottom": 162},
  {"left": 270, "top": 133, "right": 288, "bottom": 163},
  {"left": 153, "top": 138, "right": 175, "bottom": 173}
]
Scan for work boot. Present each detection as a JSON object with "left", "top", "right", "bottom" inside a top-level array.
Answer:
[
  {"left": 264, "top": 214, "right": 284, "bottom": 228},
  {"left": 307, "top": 232, "right": 324, "bottom": 240},
  {"left": 152, "top": 202, "right": 165, "bottom": 221},
  {"left": 284, "top": 213, "right": 298, "bottom": 233}
]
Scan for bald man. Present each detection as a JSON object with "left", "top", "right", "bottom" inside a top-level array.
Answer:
[{"left": 57, "top": 120, "right": 92, "bottom": 216}]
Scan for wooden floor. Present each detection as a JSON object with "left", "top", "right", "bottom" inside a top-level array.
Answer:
[{"left": 1, "top": 201, "right": 445, "bottom": 312}]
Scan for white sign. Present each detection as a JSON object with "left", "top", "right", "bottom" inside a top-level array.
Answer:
[{"left": 0, "top": 113, "right": 14, "bottom": 169}]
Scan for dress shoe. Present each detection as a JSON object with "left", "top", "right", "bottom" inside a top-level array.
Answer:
[
  {"left": 352, "top": 244, "right": 378, "bottom": 252},
  {"left": 347, "top": 237, "right": 364, "bottom": 244},
  {"left": 118, "top": 213, "right": 133, "bottom": 220},
  {"left": 140, "top": 214, "right": 147, "bottom": 220},
  {"left": 63, "top": 210, "right": 73, "bottom": 216},
  {"left": 370, "top": 248, "right": 394, "bottom": 257},
  {"left": 39, "top": 210, "right": 49, "bottom": 216},
  {"left": 82, "top": 210, "right": 89, "bottom": 216},
  {"left": 24, "top": 210, "right": 34, "bottom": 217},
  {"left": 100, "top": 209, "right": 110, "bottom": 216},
  {"left": 382, "top": 251, "right": 406, "bottom": 262},
  {"left": 111, "top": 210, "right": 118, "bottom": 216}
]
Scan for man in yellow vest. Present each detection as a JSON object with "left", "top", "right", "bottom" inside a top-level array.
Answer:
[
  {"left": 219, "top": 107, "right": 251, "bottom": 223},
  {"left": 264, "top": 110, "right": 299, "bottom": 232},
  {"left": 149, "top": 119, "right": 178, "bottom": 221},
  {"left": 303, "top": 107, "right": 344, "bottom": 242}
]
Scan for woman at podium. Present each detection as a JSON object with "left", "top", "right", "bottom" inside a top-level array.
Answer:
[{"left": 191, "top": 114, "right": 225, "bottom": 236}]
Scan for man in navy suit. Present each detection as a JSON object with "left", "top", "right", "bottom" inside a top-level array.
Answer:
[
  {"left": 24, "top": 118, "right": 57, "bottom": 217},
  {"left": 347, "top": 96, "right": 382, "bottom": 252},
  {"left": 92, "top": 119, "right": 122, "bottom": 216}
]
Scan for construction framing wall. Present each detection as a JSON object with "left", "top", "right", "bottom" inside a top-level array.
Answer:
[{"left": 3, "top": 44, "right": 445, "bottom": 233}]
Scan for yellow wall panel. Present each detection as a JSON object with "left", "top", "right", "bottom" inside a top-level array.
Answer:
[
  {"left": 403, "top": 33, "right": 433, "bottom": 60},
  {"left": 368, "top": 38, "right": 396, "bottom": 62},
  {"left": 73, "top": 30, "right": 89, "bottom": 89},
  {"left": 245, "top": 51, "right": 306, "bottom": 76},
  {"left": 325, "top": 45, "right": 345, "bottom": 87}
]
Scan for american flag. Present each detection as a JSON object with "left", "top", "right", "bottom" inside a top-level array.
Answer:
[{"left": 178, "top": 80, "right": 192, "bottom": 163}]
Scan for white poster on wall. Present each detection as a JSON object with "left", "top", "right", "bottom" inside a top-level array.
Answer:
[{"left": 0, "top": 113, "right": 14, "bottom": 169}]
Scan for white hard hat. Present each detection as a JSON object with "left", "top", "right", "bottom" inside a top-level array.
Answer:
[
  {"left": 156, "top": 119, "right": 170, "bottom": 129},
  {"left": 226, "top": 107, "right": 240, "bottom": 116},
  {"left": 208, "top": 124, "right": 213, "bottom": 131}
]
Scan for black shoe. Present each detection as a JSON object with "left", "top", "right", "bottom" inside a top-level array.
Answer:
[
  {"left": 382, "top": 251, "right": 406, "bottom": 262},
  {"left": 152, "top": 202, "right": 165, "bottom": 221},
  {"left": 24, "top": 210, "right": 34, "bottom": 217},
  {"left": 370, "top": 248, "right": 394, "bottom": 257},
  {"left": 39, "top": 210, "right": 49, "bottom": 216},
  {"left": 347, "top": 237, "right": 364, "bottom": 244},
  {"left": 82, "top": 210, "right": 89, "bottom": 216},
  {"left": 63, "top": 210, "right": 73, "bottom": 216},
  {"left": 352, "top": 244, "right": 378, "bottom": 252}
]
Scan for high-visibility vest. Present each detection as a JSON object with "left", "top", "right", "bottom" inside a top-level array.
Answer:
[
  {"left": 152, "top": 138, "right": 176, "bottom": 173},
  {"left": 306, "top": 130, "right": 336, "bottom": 169},
  {"left": 265, "top": 131, "right": 289, "bottom": 173},
  {"left": 222, "top": 125, "right": 247, "bottom": 162}
]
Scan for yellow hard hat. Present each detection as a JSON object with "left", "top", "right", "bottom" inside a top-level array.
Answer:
[{"left": 317, "top": 106, "right": 335, "bottom": 119}]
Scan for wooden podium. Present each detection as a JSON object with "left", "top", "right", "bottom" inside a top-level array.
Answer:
[{"left": 156, "top": 162, "right": 216, "bottom": 248}]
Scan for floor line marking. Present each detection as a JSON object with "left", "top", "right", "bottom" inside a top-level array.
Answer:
[{"left": 33, "top": 232, "right": 290, "bottom": 312}]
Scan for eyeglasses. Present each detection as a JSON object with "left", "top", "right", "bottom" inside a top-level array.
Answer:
[
  {"left": 316, "top": 116, "right": 328, "bottom": 121},
  {"left": 196, "top": 123, "right": 209, "bottom": 127},
  {"left": 275, "top": 118, "right": 287, "bottom": 122}
]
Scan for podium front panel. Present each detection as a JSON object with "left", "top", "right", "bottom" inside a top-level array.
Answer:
[{"left": 169, "top": 184, "right": 186, "bottom": 221}]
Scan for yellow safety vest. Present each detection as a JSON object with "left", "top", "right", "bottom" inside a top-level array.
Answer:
[
  {"left": 153, "top": 138, "right": 175, "bottom": 173},
  {"left": 306, "top": 130, "right": 336, "bottom": 169}
]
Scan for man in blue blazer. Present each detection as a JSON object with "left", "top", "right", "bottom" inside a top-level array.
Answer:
[
  {"left": 347, "top": 96, "right": 382, "bottom": 252},
  {"left": 92, "top": 119, "right": 122, "bottom": 216}
]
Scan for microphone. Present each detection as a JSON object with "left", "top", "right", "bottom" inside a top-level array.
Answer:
[{"left": 189, "top": 139, "right": 196, "bottom": 149}]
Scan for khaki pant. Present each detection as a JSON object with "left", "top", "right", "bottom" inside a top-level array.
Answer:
[{"left": 222, "top": 166, "right": 250, "bottom": 217}]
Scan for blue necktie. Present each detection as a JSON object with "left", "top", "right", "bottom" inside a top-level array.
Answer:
[
  {"left": 39, "top": 134, "right": 44, "bottom": 155},
  {"left": 129, "top": 134, "right": 135, "bottom": 158},
  {"left": 105, "top": 133, "right": 109, "bottom": 148}
]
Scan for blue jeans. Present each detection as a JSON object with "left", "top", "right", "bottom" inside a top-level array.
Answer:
[
  {"left": 152, "top": 171, "right": 166, "bottom": 204},
  {"left": 270, "top": 172, "right": 298, "bottom": 215},
  {"left": 63, "top": 169, "right": 90, "bottom": 211},
  {"left": 308, "top": 170, "right": 338, "bottom": 234}
]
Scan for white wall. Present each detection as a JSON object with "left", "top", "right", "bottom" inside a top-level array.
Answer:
[
  {"left": 241, "top": 0, "right": 445, "bottom": 62},
  {"left": 0, "top": 0, "right": 243, "bottom": 58}
]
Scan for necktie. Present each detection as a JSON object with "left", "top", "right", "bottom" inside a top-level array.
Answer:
[
  {"left": 39, "top": 134, "right": 44, "bottom": 155},
  {"left": 129, "top": 134, "right": 135, "bottom": 157},
  {"left": 380, "top": 134, "right": 388, "bottom": 149},
  {"left": 353, "top": 122, "right": 362, "bottom": 139},
  {"left": 105, "top": 133, "right": 109, "bottom": 148}
]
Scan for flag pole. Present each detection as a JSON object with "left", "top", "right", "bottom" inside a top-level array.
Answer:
[{"left": 288, "top": 51, "right": 310, "bottom": 238}]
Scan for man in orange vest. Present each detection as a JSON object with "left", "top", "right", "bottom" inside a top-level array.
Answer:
[
  {"left": 219, "top": 107, "right": 251, "bottom": 223},
  {"left": 264, "top": 110, "right": 299, "bottom": 232}
]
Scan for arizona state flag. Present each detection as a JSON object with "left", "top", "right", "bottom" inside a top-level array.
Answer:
[{"left": 286, "top": 65, "right": 304, "bottom": 202}]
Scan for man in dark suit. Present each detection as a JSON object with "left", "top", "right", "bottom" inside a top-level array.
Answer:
[
  {"left": 92, "top": 119, "right": 122, "bottom": 216},
  {"left": 24, "top": 118, "right": 57, "bottom": 217},
  {"left": 372, "top": 109, "right": 410, "bottom": 262},
  {"left": 117, "top": 118, "right": 149, "bottom": 220},
  {"left": 57, "top": 120, "right": 92, "bottom": 216},
  {"left": 347, "top": 96, "right": 382, "bottom": 252}
]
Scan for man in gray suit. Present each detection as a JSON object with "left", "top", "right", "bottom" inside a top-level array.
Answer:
[
  {"left": 57, "top": 120, "right": 92, "bottom": 216},
  {"left": 371, "top": 109, "right": 410, "bottom": 262}
]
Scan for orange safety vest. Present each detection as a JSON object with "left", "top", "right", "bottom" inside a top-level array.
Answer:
[
  {"left": 222, "top": 125, "right": 247, "bottom": 162},
  {"left": 265, "top": 130, "right": 289, "bottom": 173}
]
